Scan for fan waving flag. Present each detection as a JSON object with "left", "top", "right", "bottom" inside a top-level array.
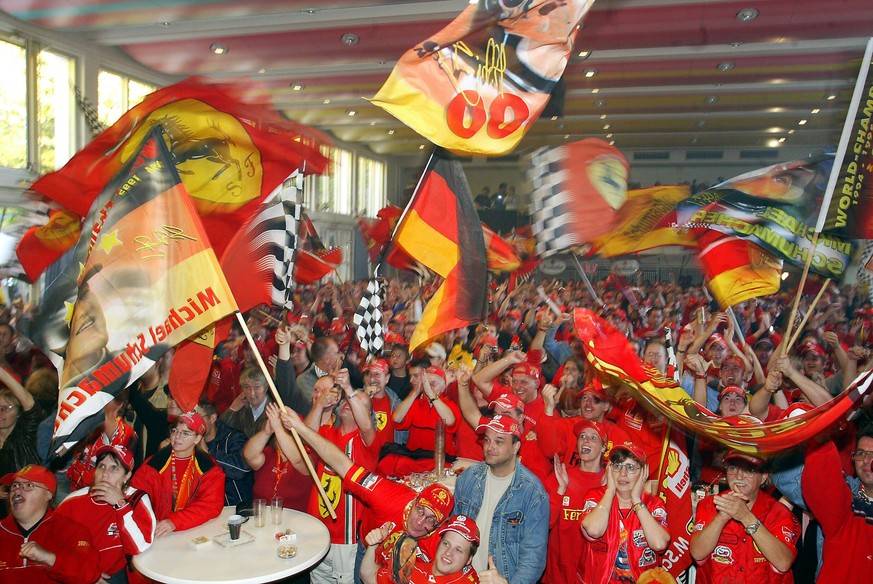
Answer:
[
  {"left": 17, "top": 77, "right": 330, "bottom": 282},
  {"left": 24, "top": 127, "right": 237, "bottom": 455},
  {"left": 293, "top": 212, "right": 343, "bottom": 284},
  {"left": 392, "top": 154, "right": 487, "bottom": 351},
  {"left": 371, "top": 0, "right": 596, "bottom": 155}
]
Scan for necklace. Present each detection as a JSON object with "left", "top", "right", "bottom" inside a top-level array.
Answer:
[{"left": 272, "top": 449, "right": 290, "bottom": 497}]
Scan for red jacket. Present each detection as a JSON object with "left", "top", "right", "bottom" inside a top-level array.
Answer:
[
  {"left": 693, "top": 491, "right": 798, "bottom": 584},
  {"left": 803, "top": 441, "right": 873, "bottom": 583},
  {"left": 0, "top": 509, "right": 101, "bottom": 584},
  {"left": 131, "top": 448, "right": 225, "bottom": 531},
  {"left": 578, "top": 488, "right": 668, "bottom": 584},
  {"left": 55, "top": 486, "right": 155, "bottom": 576}
]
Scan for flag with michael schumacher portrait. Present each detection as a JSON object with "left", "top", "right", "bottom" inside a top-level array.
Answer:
[
  {"left": 371, "top": 0, "right": 595, "bottom": 156},
  {"left": 24, "top": 126, "right": 237, "bottom": 456}
]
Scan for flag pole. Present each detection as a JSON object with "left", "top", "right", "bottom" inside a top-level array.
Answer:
[
  {"left": 235, "top": 311, "right": 338, "bottom": 520},
  {"left": 785, "top": 37, "right": 873, "bottom": 346},
  {"left": 786, "top": 279, "right": 831, "bottom": 351},
  {"left": 571, "top": 254, "right": 606, "bottom": 309}
]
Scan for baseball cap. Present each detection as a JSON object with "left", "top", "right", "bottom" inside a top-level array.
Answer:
[
  {"left": 723, "top": 451, "right": 766, "bottom": 468},
  {"left": 718, "top": 385, "right": 747, "bottom": 401},
  {"left": 438, "top": 515, "right": 480, "bottom": 545},
  {"left": 705, "top": 334, "right": 727, "bottom": 350},
  {"left": 579, "top": 380, "right": 609, "bottom": 401},
  {"left": 178, "top": 412, "right": 207, "bottom": 436},
  {"left": 511, "top": 362, "right": 541, "bottom": 381},
  {"left": 425, "top": 343, "right": 447, "bottom": 360},
  {"left": 753, "top": 336, "right": 775, "bottom": 349},
  {"left": 573, "top": 419, "right": 608, "bottom": 444},
  {"left": 799, "top": 342, "right": 826, "bottom": 358},
  {"left": 364, "top": 357, "right": 390, "bottom": 373},
  {"left": 611, "top": 441, "right": 647, "bottom": 464},
  {"left": 489, "top": 393, "right": 525, "bottom": 413},
  {"left": 476, "top": 414, "right": 522, "bottom": 438},
  {"left": 93, "top": 444, "right": 135, "bottom": 472},
  {"left": 1, "top": 465, "right": 57, "bottom": 495},
  {"left": 415, "top": 483, "right": 453, "bottom": 529}
]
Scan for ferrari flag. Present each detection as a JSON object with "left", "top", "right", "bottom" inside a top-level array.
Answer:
[
  {"left": 573, "top": 309, "right": 873, "bottom": 454},
  {"left": 26, "top": 127, "right": 237, "bottom": 454},
  {"left": 371, "top": 0, "right": 595, "bottom": 155},
  {"left": 393, "top": 156, "right": 487, "bottom": 350},
  {"left": 18, "top": 77, "right": 330, "bottom": 281}
]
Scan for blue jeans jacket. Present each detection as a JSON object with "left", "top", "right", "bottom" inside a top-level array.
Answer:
[{"left": 453, "top": 461, "right": 549, "bottom": 584}]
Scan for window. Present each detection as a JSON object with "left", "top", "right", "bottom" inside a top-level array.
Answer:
[
  {"left": 0, "top": 39, "right": 27, "bottom": 169},
  {"left": 36, "top": 49, "right": 75, "bottom": 171},
  {"left": 357, "top": 156, "right": 386, "bottom": 216},
  {"left": 306, "top": 146, "right": 353, "bottom": 213},
  {"left": 98, "top": 69, "right": 156, "bottom": 126}
]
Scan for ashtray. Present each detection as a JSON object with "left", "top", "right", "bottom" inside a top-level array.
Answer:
[
  {"left": 213, "top": 530, "right": 256, "bottom": 548},
  {"left": 277, "top": 544, "right": 298, "bottom": 559}
]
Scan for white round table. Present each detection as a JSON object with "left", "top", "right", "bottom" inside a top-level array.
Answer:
[{"left": 133, "top": 507, "right": 330, "bottom": 584}]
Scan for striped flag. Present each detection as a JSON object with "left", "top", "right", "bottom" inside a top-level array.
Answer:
[{"left": 354, "top": 279, "right": 386, "bottom": 356}]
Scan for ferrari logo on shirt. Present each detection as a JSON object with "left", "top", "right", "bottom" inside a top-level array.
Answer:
[{"left": 319, "top": 471, "right": 342, "bottom": 517}]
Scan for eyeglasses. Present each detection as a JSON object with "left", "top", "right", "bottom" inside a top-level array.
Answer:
[
  {"left": 413, "top": 505, "right": 438, "bottom": 530},
  {"left": 725, "top": 464, "right": 759, "bottom": 477},
  {"left": 610, "top": 463, "right": 641, "bottom": 475},
  {"left": 851, "top": 450, "right": 873, "bottom": 461},
  {"left": 9, "top": 482, "right": 46, "bottom": 492},
  {"left": 0, "top": 404, "right": 17, "bottom": 412},
  {"left": 170, "top": 428, "right": 196, "bottom": 438}
]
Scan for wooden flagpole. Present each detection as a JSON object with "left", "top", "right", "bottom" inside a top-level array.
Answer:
[
  {"left": 235, "top": 311, "right": 337, "bottom": 520},
  {"left": 786, "top": 279, "right": 831, "bottom": 351}
]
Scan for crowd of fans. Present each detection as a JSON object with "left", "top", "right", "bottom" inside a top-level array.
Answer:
[{"left": 0, "top": 273, "right": 872, "bottom": 584}]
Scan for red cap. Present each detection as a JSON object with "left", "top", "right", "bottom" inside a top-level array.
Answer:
[
  {"left": 723, "top": 451, "right": 765, "bottom": 468},
  {"left": 364, "top": 357, "right": 390, "bottom": 373},
  {"left": 511, "top": 362, "right": 541, "bottom": 381},
  {"left": 1, "top": 465, "right": 57, "bottom": 495},
  {"left": 489, "top": 393, "right": 525, "bottom": 413},
  {"left": 438, "top": 515, "right": 480, "bottom": 545},
  {"left": 718, "top": 385, "right": 747, "bottom": 401},
  {"left": 705, "top": 334, "right": 727, "bottom": 350},
  {"left": 385, "top": 333, "right": 407, "bottom": 347},
  {"left": 93, "top": 444, "right": 135, "bottom": 472},
  {"left": 328, "top": 318, "right": 346, "bottom": 335},
  {"left": 480, "top": 334, "right": 498, "bottom": 347},
  {"left": 799, "top": 342, "right": 826, "bottom": 358},
  {"left": 477, "top": 414, "right": 522, "bottom": 438},
  {"left": 573, "top": 419, "right": 608, "bottom": 444},
  {"left": 179, "top": 412, "right": 207, "bottom": 436},
  {"left": 415, "top": 484, "right": 454, "bottom": 529},
  {"left": 505, "top": 309, "right": 522, "bottom": 320},
  {"left": 579, "top": 380, "right": 609, "bottom": 401},
  {"left": 611, "top": 441, "right": 646, "bottom": 463},
  {"left": 425, "top": 366, "right": 446, "bottom": 380},
  {"left": 721, "top": 355, "right": 745, "bottom": 370}
]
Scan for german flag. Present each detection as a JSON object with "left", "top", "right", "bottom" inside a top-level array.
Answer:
[
  {"left": 696, "top": 231, "right": 783, "bottom": 308},
  {"left": 393, "top": 155, "right": 486, "bottom": 351}
]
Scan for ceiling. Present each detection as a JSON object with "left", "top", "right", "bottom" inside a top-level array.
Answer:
[{"left": 2, "top": 0, "right": 872, "bottom": 159}]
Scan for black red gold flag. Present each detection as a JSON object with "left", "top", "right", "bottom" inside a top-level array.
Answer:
[
  {"left": 392, "top": 155, "right": 486, "bottom": 350},
  {"left": 25, "top": 127, "right": 237, "bottom": 454}
]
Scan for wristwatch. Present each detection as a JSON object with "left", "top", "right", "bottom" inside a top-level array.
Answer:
[{"left": 745, "top": 519, "right": 762, "bottom": 535}]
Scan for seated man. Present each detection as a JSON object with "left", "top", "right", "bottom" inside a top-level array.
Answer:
[
  {"left": 56, "top": 445, "right": 155, "bottom": 583},
  {"left": 361, "top": 514, "right": 480, "bottom": 584},
  {"left": 131, "top": 412, "right": 225, "bottom": 537},
  {"left": 0, "top": 465, "right": 101, "bottom": 584}
]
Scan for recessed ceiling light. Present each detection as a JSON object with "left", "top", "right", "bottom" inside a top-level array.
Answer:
[
  {"left": 603, "top": 124, "right": 610, "bottom": 130},
  {"left": 778, "top": 137, "right": 786, "bottom": 143},
  {"left": 730, "top": 41, "right": 742, "bottom": 47},
  {"left": 369, "top": 121, "right": 376, "bottom": 126},
  {"left": 387, "top": 129, "right": 395, "bottom": 135},
  {"left": 827, "top": 94, "right": 838, "bottom": 100},
  {"left": 767, "top": 139, "right": 781, "bottom": 148},
  {"left": 609, "top": 140, "right": 615, "bottom": 146},
  {"left": 736, "top": 8, "right": 759, "bottom": 22},
  {"left": 600, "top": 114, "right": 607, "bottom": 119},
  {"left": 595, "top": 99, "right": 607, "bottom": 107},
  {"left": 705, "top": 95, "right": 719, "bottom": 104},
  {"left": 563, "top": 134, "right": 570, "bottom": 139},
  {"left": 606, "top": 133, "right": 613, "bottom": 138},
  {"left": 584, "top": 68, "right": 598, "bottom": 78},
  {"left": 697, "top": 119, "right": 708, "bottom": 127},
  {"left": 717, "top": 62, "right": 735, "bottom": 72},
  {"left": 550, "top": 116, "right": 559, "bottom": 121},
  {"left": 591, "top": 88, "right": 599, "bottom": 94},
  {"left": 159, "top": 21, "right": 171, "bottom": 27},
  {"left": 210, "top": 43, "right": 229, "bottom": 55},
  {"left": 301, "top": 8, "right": 318, "bottom": 14},
  {"left": 418, "top": 144, "right": 426, "bottom": 150},
  {"left": 798, "top": 119, "right": 807, "bottom": 125},
  {"left": 788, "top": 129, "right": 796, "bottom": 134},
  {"left": 347, "top": 109, "right": 357, "bottom": 116},
  {"left": 257, "top": 68, "right": 266, "bottom": 74},
  {"left": 323, "top": 99, "right": 331, "bottom": 104},
  {"left": 341, "top": 33, "right": 360, "bottom": 45},
  {"left": 578, "top": 50, "right": 591, "bottom": 59},
  {"left": 290, "top": 83, "right": 305, "bottom": 91},
  {"left": 811, "top": 108, "right": 820, "bottom": 114}
]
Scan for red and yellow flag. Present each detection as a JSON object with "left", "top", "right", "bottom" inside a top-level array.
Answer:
[
  {"left": 371, "top": 1, "right": 595, "bottom": 155},
  {"left": 482, "top": 224, "right": 521, "bottom": 273},
  {"left": 696, "top": 231, "right": 783, "bottom": 308},
  {"left": 393, "top": 156, "right": 487, "bottom": 350},
  {"left": 18, "top": 77, "right": 330, "bottom": 281},
  {"left": 573, "top": 308, "right": 873, "bottom": 454}
]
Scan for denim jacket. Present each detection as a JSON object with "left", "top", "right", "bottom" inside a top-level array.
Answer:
[{"left": 453, "top": 460, "right": 549, "bottom": 584}]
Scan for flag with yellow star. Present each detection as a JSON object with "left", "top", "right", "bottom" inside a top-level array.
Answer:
[{"left": 24, "top": 126, "right": 238, "bottom": 456}]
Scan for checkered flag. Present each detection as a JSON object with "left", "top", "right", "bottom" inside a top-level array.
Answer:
[
  {"left": 528, "top": 146, "right": 587, "bottom": 258},
  {"left": 858, "top": 240, "right": 873, "bottom": 303},
  {"left": 74, "top": 86, "right": 106, "bottom": 137},
  {"left": 354, "top": 278, "right": 385, "bottom": 355}
]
